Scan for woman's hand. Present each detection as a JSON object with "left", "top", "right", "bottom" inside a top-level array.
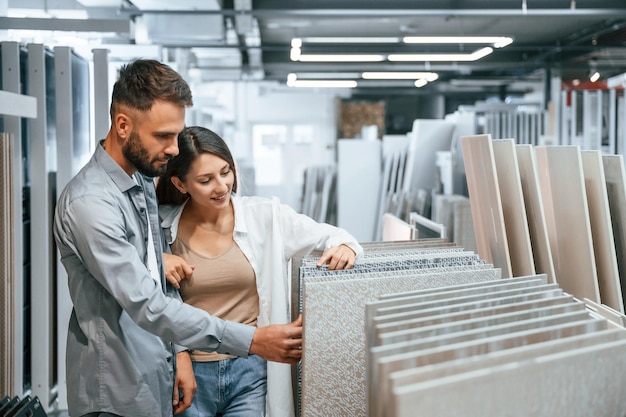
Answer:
[
  {"left": 316, "top": 244, "right": 357, "bottom": 270},
  {"left": 163, "top": 252, "right": 195, "bottom": 289}
]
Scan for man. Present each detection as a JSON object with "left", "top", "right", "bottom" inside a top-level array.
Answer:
[{"left": 53, "top": 59, "right": 302, "bottom": 417}]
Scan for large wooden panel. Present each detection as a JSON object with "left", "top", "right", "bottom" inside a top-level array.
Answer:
[
  {"left": 534, "top": 146, "right": 600, "bottom": 302},
  {"left": 461, "top": 134, "right": 512, "bottom": 277},
  {"left": 492, "top": 139, "right": 535, "bottom": 276},
  {"left": 515, "top": 144, "right": 556, "bottom": 283},
  {"left": 602, "top": 155, "right": 626, "bottom": 311},
  {"left": 580, "top": 150, "right": 623, "bottom": 312}
]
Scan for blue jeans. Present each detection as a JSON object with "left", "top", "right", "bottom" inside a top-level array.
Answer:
[{"left": 181, "top": 354, "right": 267, "bottom": 417}]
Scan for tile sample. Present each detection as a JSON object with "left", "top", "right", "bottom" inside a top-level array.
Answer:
[
  {"left": 299, "top": 267, "right": 497, "bottom": 417},
  {"left": 515, "top": 144, "right": 556, "bottom": 283},
  {"left": 492, "top": 139, "right": 535, "bottom": 276},
  {"left": 581, "top": 150, "right": 623, "bottom": 312},
  {"left": 534, "top": 146, "right": 600, "bottom": 302},
  {"left": 460, "top": 134, "right": 512, "bottom": 277},
  {"left": 602, "top": 154, "right": 626, "bottom": 310}
]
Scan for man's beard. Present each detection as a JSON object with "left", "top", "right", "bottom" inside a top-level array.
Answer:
[{"left": 123, "top": 130, "right": 171, "bottom": 177}]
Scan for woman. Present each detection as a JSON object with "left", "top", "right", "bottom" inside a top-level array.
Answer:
[{"left": 156, "top": 126, "right": 363, "bottom": 417}]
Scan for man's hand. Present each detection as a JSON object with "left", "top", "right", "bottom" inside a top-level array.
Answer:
[
  {"left": 249, "top": 315, "right": 303, "bottom": 364},
  {"left": 163, "top": 252, "right": 195, "bottom": 289},
  {"left": 316, "top": 244, "right": 357, "bottom": 270},
  {"left": 173, "top": 350, "right": 196, "bottom": 414}
]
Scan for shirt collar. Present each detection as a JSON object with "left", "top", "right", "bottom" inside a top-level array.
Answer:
[{"left": 94, "top": 140, "right": 140, "bottom": 193}]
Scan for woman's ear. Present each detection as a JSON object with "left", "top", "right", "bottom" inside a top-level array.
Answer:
[{"left": 171, "top": 176, "right": 187, "bottom": 195}]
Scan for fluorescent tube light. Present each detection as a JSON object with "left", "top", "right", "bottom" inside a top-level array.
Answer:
[
  {"left": 589, "top": 71, "right": 601, "bottom": 83},
  {"left": 362, "top": 72, "right": 439, "bottom": 81},
  {"left": 300, "top": 37, "right": 401, "bottom": 43},
  {"left": 287, "top": 73, "right": 357, "bottom": 88},
  {"left": 388, "top": 47, "right": 493, "bottom": 62},
  {"left": 403, "top": 36, "right": 513, "bottom": 48},
  {"left": 414, "top": 79, "right": 428, "bottom": 88},
  {"left": 287, "top": 80, "right": 358, "bottom": 88},
  {"left": 295, "top": 54, "right": 386, "bottom": 62}
]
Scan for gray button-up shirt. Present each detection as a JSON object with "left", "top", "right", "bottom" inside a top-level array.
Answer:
[{"left": 53, "top": 142, "right": 255, "bottom": 417}]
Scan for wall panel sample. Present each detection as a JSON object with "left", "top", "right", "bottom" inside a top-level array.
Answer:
[
  {"left": 515, "top": 144, "right": 556, "bottom": 283},
  {"left": 492, "top": 139, "right": 535, "bottom": 276},
  {"left": 460, "top": 134, "right": 512, "bottom": 277},
  {"left": 0, "top": 133, "right": 14, "bottom": 396},
  {"left": 602, "top": 155, "right": 626, "bottom": 311},
  {"left": 299, "top": 266, "right": 499, "bottom": 417},
  {"left": 391, "top": 337, "right": 626, "bottom": 417},
  {"left": 580, "top": 150, "right": 623, "bottom": 312},
  {"left": 534, "top": 146, "right": 600, "bottom": 302}
]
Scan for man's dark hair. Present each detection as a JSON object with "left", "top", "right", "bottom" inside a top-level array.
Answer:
[{"left": 110, "top": 59, "right": 193, "bottom": 118}]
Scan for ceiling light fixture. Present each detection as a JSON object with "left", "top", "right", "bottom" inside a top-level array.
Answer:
[
  {"left": 300, "top": 37, "right": 401, "bottom": 43},
  {"left": 403, "top": 36, "right": 513, "bottom": 48},
  {"left": 589, "top": 71, "right": 601, "bottom": 83},
  {"left": 287, "top": 73, "right": 357, "bottom": 88},
  {"left": 294, "top": 54, "right": 386, "bottom": 62},
  {"left": 414, "top": 79, "right": 428, "bottom": 88},
  {"left": 362, "top": 72, "right": 439, "bottom": 81},
  {"left": 388, "top": 46, "right": 493, "bottom": 62}
]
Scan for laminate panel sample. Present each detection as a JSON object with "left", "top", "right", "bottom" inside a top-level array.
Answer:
[
  {"left": 602, "top": 155, "right": 626, "bottom": 311},
  {"left": 492, "top": 139, "right": 535, "bottom": 276},
  {"left": 374, "top": 316, "right": 603, "bottom": 417},
  {"left": 391, "top": 337, "right": 626, "bottom": 417},
  {"left": 581, "top": 150, "right": 623, "bottom": 312},
  {"left": 453, "top": 198, "right": 477, "bottom": 252},
  {"left": 372, "top": 284, "right": 560, "bottom": 320},
  {"left": 371, "top": 294, "right": 577, "bottom": 348},
  {"left": 299, "top": 267, "right": 497, "bottom": 417},
  {"left": 515, "top": 144, "right": 556, "bottom": 283},
  {"left": 388, "top": 327, "right": 624, "bottom": 390},
  {"left": 376, "top": 303, "right": 586, "bottom": 347},
  {"left": 373, "top": 290, "right": 568, "bottom": 326},
  {"left": 461, "top": 134, "right": 512, "bottom": 277},
  {"left": 534, "top": 146, "right": 600, "bottom": 302}
]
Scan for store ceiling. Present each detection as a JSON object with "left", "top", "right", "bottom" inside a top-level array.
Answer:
[{"left": 4, "top": 0, "right": 626, "bottom": 97}]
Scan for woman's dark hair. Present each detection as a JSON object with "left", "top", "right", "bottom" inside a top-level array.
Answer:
[
  {"left": 156, "top": 126, "right": 238, "bottom": 205},
  {"left": 110, "top": 59, "right": 193, "bottom": 119}
]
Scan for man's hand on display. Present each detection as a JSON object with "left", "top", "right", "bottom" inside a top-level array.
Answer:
[
  {"left": 316, "top": 244, "right": 357, "bottom": 270},
  {"left": 249, "top": 315, "right": 303, "bottom": 364},
  {"left": 163, "top": 252, "right": 195, "bottom": 289},
  {"left": 173, "top": 350, "right": 196, "bottom": 414}
]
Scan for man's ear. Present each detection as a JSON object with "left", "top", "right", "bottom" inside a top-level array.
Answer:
[
  {"left": 114, "top": 111, "right": 133, "bottom": 139},
  {"left": 171, "top": 176, "right": 187, "bottom": 195}
]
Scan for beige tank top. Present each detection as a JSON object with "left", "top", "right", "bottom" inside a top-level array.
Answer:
[{"left": 171, "top": 238, "right": 259, "bottom": 362}]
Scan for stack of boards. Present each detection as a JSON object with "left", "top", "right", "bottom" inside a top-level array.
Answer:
[{"left": 292, "top": 239, "right": 626, "bottom": 416}]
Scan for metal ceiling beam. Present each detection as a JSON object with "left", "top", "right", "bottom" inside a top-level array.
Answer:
[
  {"left": 0, "top": 16, "right": 130, "bottom": 32},
  {"left": 117, "top": 8, "right": 626, "bottom": 17}
]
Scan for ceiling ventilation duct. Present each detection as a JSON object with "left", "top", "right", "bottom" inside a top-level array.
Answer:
[{"left": 131, "top": 0, "right": 225, "bottom": 46}]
